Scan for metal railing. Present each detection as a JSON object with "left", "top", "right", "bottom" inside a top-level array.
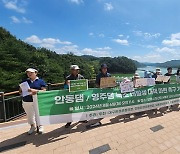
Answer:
[
  {"left": 0, "top": 91, "right": 24, "bottom": 122},
  {"left": 0, "top": 79, "right": 96, "bottom": 123}
]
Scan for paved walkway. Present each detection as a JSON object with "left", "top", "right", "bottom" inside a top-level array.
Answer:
[{"left": 0, "top": 107, "right": 180, "bottom": 154}]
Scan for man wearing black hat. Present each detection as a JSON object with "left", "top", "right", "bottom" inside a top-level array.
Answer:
[
  {"left": 164, "top": 67, "right": 174, "bottom": 83},
  {"left": 95, "top": 64, "right": 111, "bottom": 87},
  {"left": 89, "top": 64, "right": 111, "bottom": 127}
]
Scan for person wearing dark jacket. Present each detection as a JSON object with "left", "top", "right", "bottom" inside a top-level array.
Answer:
[
  {"left": 89, "top": 64, "right": 111, "bottom": 127},
  {"left": 164, "top": 67, "right": 174, "bottom": 83},
  {"left": 152, "top": 68, "right": 163, "bottom": 84},
  {"left": 95, "top": 64, "right": 111, "bottom": 87}
]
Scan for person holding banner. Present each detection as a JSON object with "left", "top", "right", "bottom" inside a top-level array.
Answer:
[
  {"left": 88, "top": 64, "right": 111, "bottom": 127},
  {"left": 176, "top": 68, "right": 180, "bottom": 83},
  {"left": 169, "top": 68, "right": 180, "bottom": 110},
  {"left": 19, "top": 68, "right": 46, "bottom": 135},
  {"left": 64, "top": 65, "right": 87, "bottom": 128},
  {"left": 144, "top": 70, "right": 152, "bottom": 78},
  {"left": 95, "top": 64, "right": 111, "bottom": 87},
  {"left": 164, "top": 67, "right": 175, "bottom": 84},
  {"left": 165, "top": 67, "right": 173, "bottom": 77},
  {"left": 152, "top": 68, "right": 163, "bottom": 84},
  {"left": 132, "top": 73, "right": 140, "bottom": 87}
]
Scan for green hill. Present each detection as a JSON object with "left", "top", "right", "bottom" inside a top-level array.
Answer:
[
  {"left": 155, "top": 60, "right": 180, "bottom": 68},
  {"left": 0, "top": 27, "right": 137, "bottom": 92},
  {"left": 142, "top": 60, "right": 180, "bottom": 68}
]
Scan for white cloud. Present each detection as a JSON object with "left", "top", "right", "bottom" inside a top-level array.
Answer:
[
  {"left": 146, "top": 45, "right": 157, "bottom": 49},
  {"left": 25, "top": 35, "right": 112, "bottom": 57},
  {"left": 42, "top": 38, "right": 61, "bottom": 45},
  {"left": 40, "top": 43, "right": 55, "bottom": 49},
  {"left": 104, "top": 3, "right": 113, "bottom": 11},
  {"left": 25, "top": 35, "right": 72, "bottom": 46},
  {"left": 10, "top": 16, "right": 20, "bottom": 23},
  {"left": 22, "top": 17, "right": 32, "bottom": 23},
  {"left": 162, "top": 40, "right": 180, "bottom": 46},
  {"left": 96, "top": 46, "right": 111, "bottom": 50},
  {"left": 25, "top": 35, "right": 42, "bottom": 44},
  {"left": 118, "top": 34, "right": 129, "bottom": 39},
  {"left": 133, "top": 31, "right": 161, "bottom": 39},
  {"left": 89, "top": 32, "right": 105, "bottom": 38},
  {"left": 113, "top": 39, "right": 129, "bottom": 46},
  {"left": 10, "top": 16, "right": 33, "bottom": 24},
  {"left": 144, "top": 33, "right": 160, "bottom": 39},
  {"left": 155, "top": 47, "right": 176, "bottom": 54},
  {"left": 118, "top": 34, "right": 124, "bottom": 37},
  {"left": 54, "top": 46, "right": 111, "bottom": 57},
  {"left": 89, "top": 32, "right": 94, "bottom": 36},
  {"left": 68, "top": 0, "right": 83, "bottom": 4},
  {"left": 133, "top": 30, "right": 143, "bottom": 36},
  {"left": 59, "top": 41, "right": 72, "bottom": 45},
  {"left": 82, "top": 48, "right": 111, "bottom": 57},
  {"left": 2, "top": 0, "right": 26, "bottom": 13},
  {"left": 132, "top": 46, "right": 180, "bottom": 63},
  {"left": 162, "top": 33, "right": 180, "bottom": 47},
  {"left": 171, "top": 33, "right": 180, "bottom": 40},
  {"left": 98, "top": 33, "right": 105, "bottom": 38},
  {"left": 133, "top": 53, "right": 162, "bottom": 63},
  {"left": 55, "top": 45, "right": 80, "bottom": 54}
]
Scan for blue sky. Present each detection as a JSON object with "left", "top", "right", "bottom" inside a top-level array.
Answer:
[{"left": 1, "top": 0, "right": 180, "bottom": 62}]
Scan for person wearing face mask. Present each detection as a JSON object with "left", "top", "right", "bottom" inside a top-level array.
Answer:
[{"left": 19, "top": 68, "right": 46, "bottom": 135}]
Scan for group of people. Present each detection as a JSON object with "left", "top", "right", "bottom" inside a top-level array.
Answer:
[
  {"left": 133, "top": 67, "right": 180, "bottom": 85},
  {"left": 19, "top": 64, "right": 111, "bottom": 134},
  {"left": 19, "top": 65, "right": 180, "bottom": 135}
]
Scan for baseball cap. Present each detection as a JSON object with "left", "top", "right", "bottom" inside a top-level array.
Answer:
[
  {"left": 70, "top": 65, "right": 80, "bottom": 70},
  {"left": 134, "top": 73, "right": 140, "bottom": 78},
  {"left": 156, "top": 68, "right": 161, "bottom": 73},
  {"left": 101, "top": 64, "right": 108, "bottom": 69},
  {"left": 25, "top": 68, "right": 38, "bottom": 73}
]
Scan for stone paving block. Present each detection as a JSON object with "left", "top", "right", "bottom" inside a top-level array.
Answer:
[{"left": 89, "top": 144, "right": 111, "bottom": 154}]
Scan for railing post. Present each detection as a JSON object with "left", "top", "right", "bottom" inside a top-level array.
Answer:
[
  {"left": 0, "top": 92, "right": 6, "bottom": 122},
  {"left": 47, "top": 83, "right": 51, "bottom": 91}
]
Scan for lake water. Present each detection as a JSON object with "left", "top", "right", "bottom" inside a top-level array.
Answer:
[{"left": 136, "top": 66, "right": 178, "bottom": 77}]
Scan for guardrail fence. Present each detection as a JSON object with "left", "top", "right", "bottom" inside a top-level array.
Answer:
[{"left": 0, "top": 92, "right": 24, "bottom": 122}]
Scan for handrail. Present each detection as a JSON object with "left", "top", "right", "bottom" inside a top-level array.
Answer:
[
  {"left": 49, "top": 79, "right": 96, "bottom": 86},
  {"left": 50, "top": 82, "right": 64, "bottom": 86},
  {"left": 4, "top": 91, "right": 19, "bottom": 96},
  {"left": 1, "top": 79, "right": 97, "bottom": 97}
]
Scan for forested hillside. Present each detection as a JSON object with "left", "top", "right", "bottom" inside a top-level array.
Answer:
[
  {"left": 155, "top": 60, "right": 180, "bottom": 68},
  {"left": 0, "top": 27, "right": 137, "bottom": 92}
]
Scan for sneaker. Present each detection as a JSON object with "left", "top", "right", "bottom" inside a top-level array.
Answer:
[
  {"left": 90, "top": 122, "right": 102, "bottom": 127},
  {"left": 79, "top": 120, "right": 88, "bottom": 123},
  {"left": 65, "top": 122, "right": 71, "bottom": 128},
  {"left": 28, "top": 126, "right": 36, "bottom": 135},
  {"left": 38, "top": 126, "right": 44, "bottom": 134}
]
